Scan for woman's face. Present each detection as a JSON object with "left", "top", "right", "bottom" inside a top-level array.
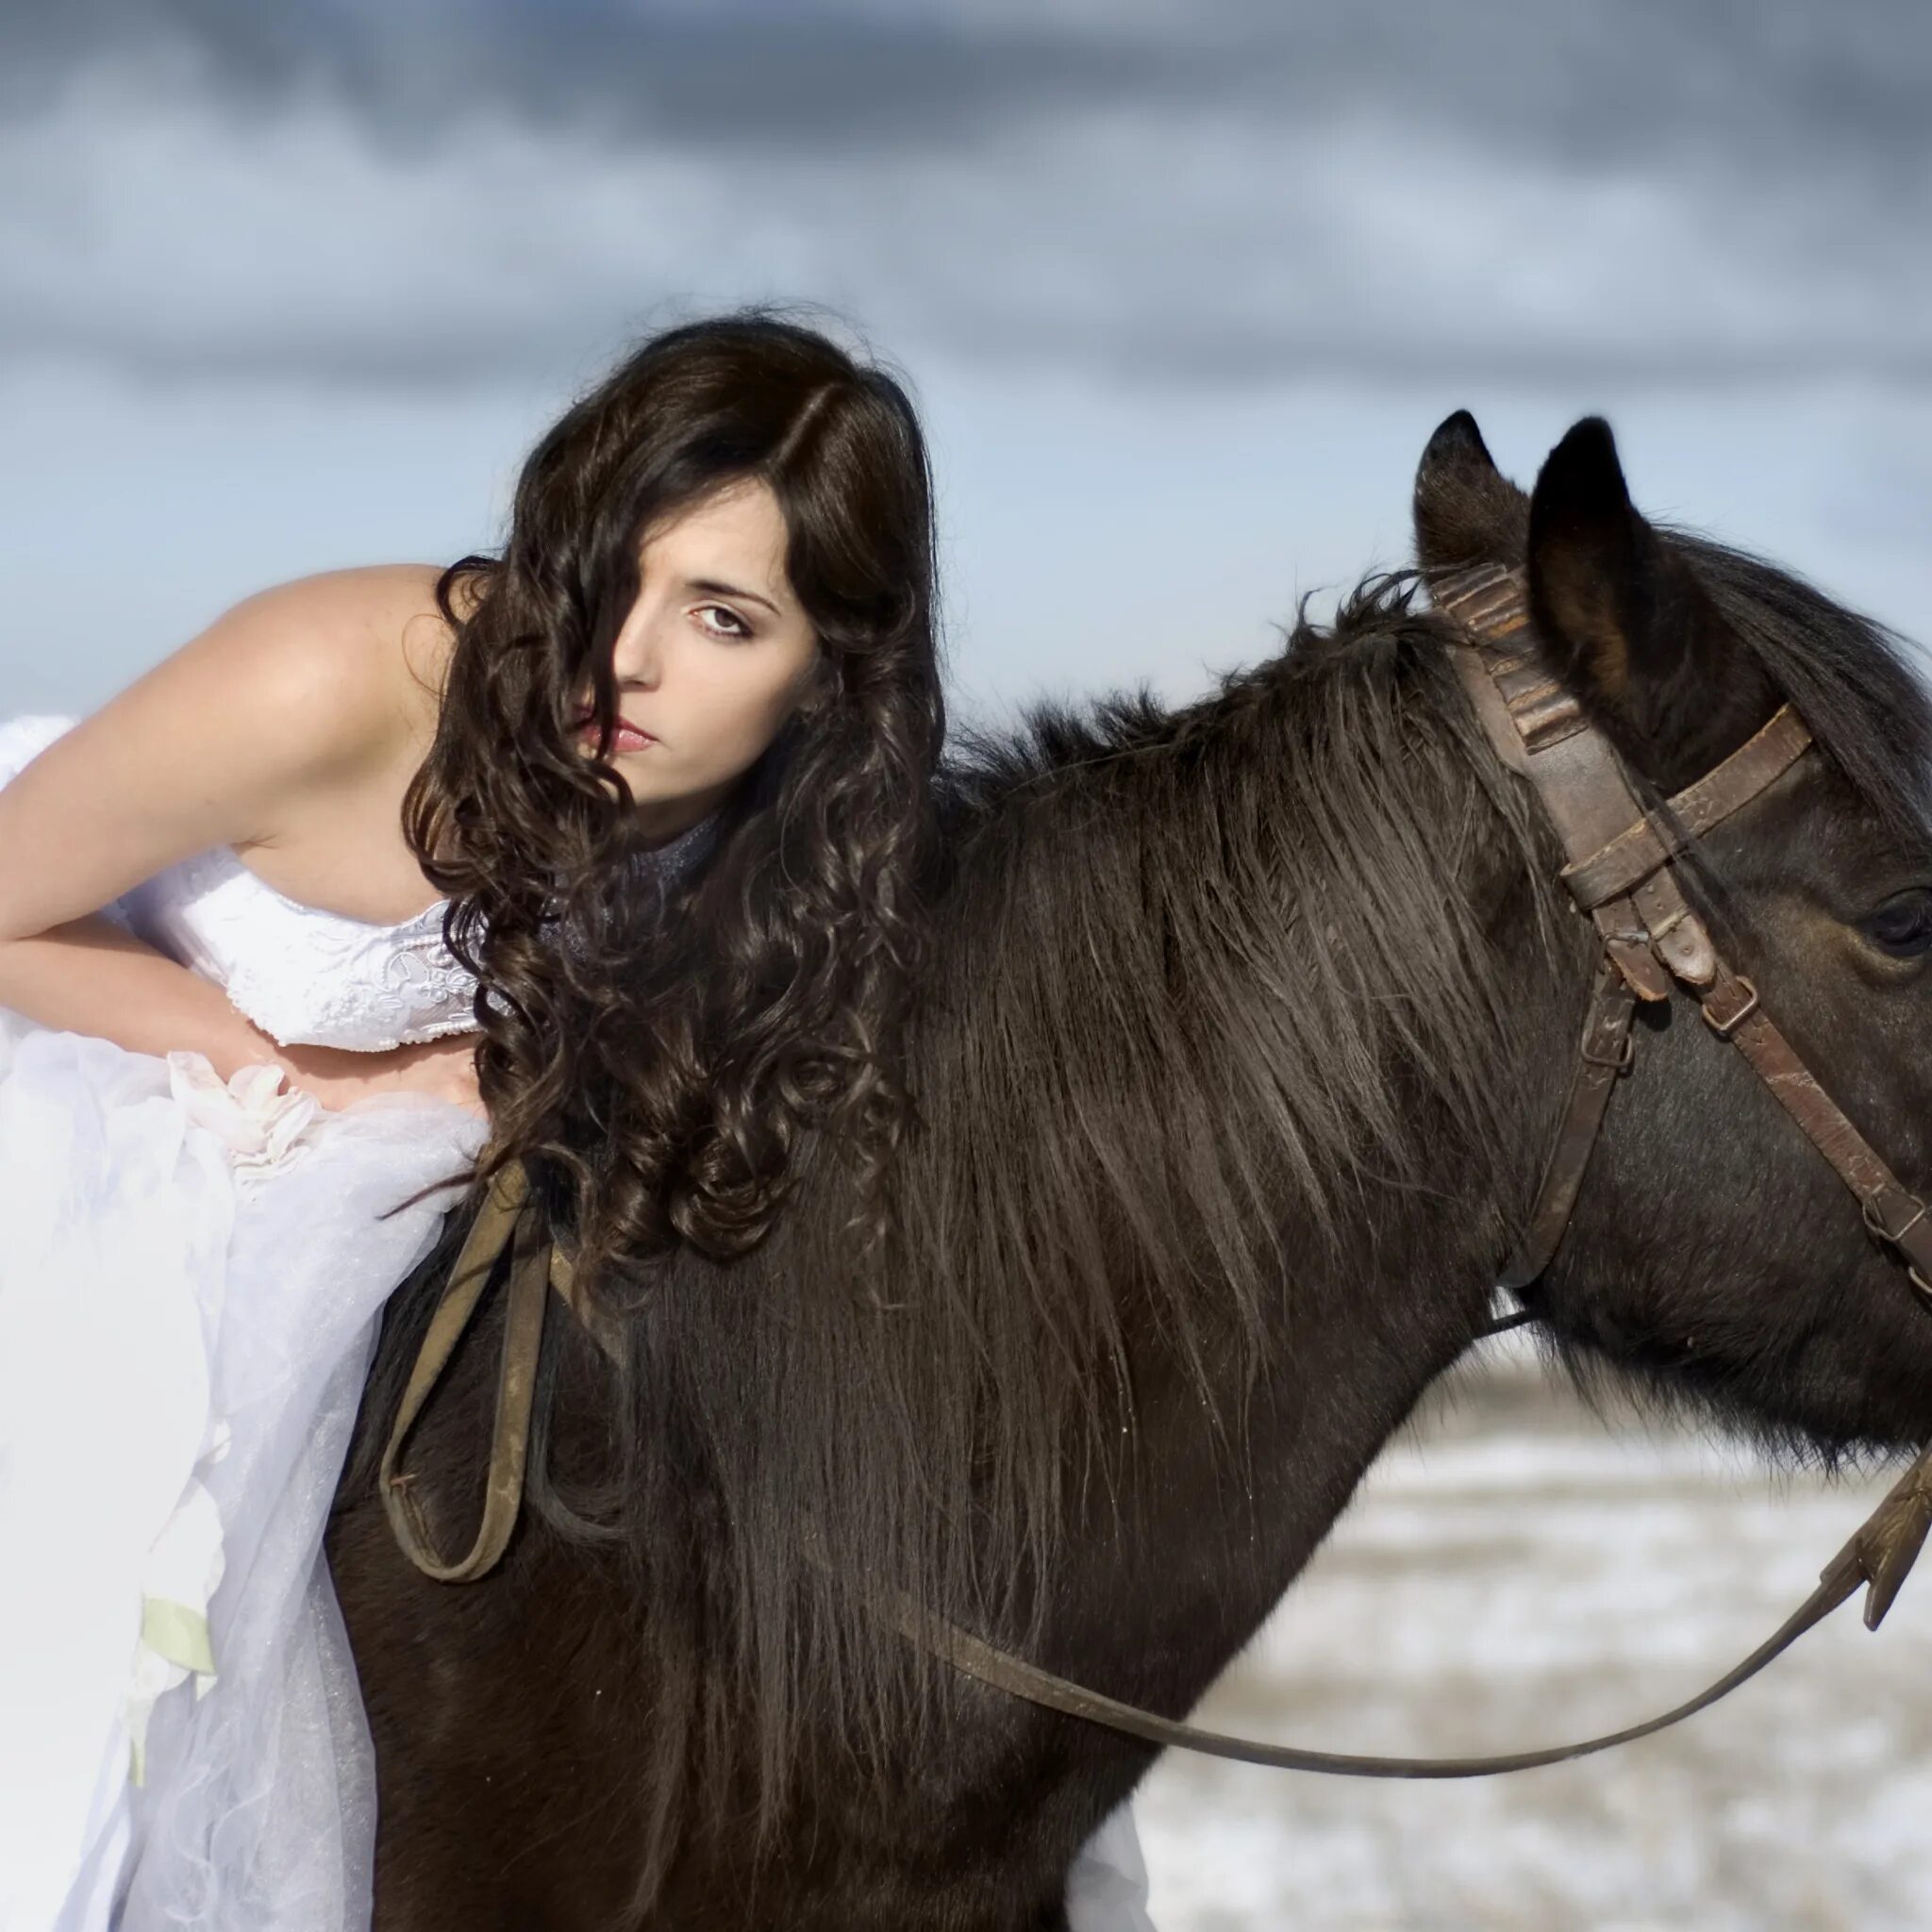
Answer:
[{"left": 578, "top": 477, "right": 823, "bottom": 843}]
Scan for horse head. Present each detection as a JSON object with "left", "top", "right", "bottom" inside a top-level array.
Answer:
[{"left": 1418, "top": 410, "right": 1932, "bottom": 1457}]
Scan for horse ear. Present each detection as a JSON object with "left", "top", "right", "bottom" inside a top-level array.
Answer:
[
  {"left": 1524, "top": 419, "right": 1709, "bottom": 735},
  {"left": 1413, "top": 409, "right": 1529, "bottom": 580},
  {"left": 1525, "top": 418, "right": 1765, "bottom": 787}
]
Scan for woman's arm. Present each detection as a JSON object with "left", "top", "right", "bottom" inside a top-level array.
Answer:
[
  {"left": 0, "top": 574, "right": 479, "bottom": 1110},
  {"left": 0, "top": 911, "right": 291, "bottom": 1081},
  {"left": 0, "top": 914, "right": 482, "bottom": 1114}
]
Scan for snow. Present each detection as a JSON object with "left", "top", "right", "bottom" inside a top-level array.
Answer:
[{"left": 1135, "top": 1341, "right": 1932, "bottom": 1931}]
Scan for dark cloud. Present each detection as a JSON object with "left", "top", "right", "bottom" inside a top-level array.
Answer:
[
  {"left": 1, "top": 0, "right": 1925, "bottom": 389},
  {"left": 10, "top": 0, "right": 1927, "bottom": 170},
  {"left": 2, "top": 2, "right": 1174, "bottom": 155}
]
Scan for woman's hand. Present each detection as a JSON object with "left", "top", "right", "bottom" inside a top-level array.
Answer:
[{"left": 269, "top": 1032, "right": 487, "bottom": 1119}]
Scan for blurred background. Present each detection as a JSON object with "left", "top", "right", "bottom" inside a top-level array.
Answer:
[
  {"left": 6, "top": 4, "right": 1930, "bottom": 1925},
  {"left": 4, "top": 1, "right": 1927, "bottom": 730}
]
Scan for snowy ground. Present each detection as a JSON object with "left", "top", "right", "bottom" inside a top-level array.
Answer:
[{"left": 1134, "top": 1335, "right": 1932, "bottom": 1932}]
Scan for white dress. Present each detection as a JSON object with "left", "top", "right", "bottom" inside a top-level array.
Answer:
[
  {"left": 0, "top": 712, "right": 491, "bottom": 1932},
  {"left": 0, "top": 712, "right": 1155, "bottom": 1932}
]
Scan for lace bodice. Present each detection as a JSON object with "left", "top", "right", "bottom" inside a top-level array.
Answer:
[
  {"left": 120, "top": 845, "right": 478, "bottom": 1053},
  {"left": 0, "top": 713, "right": 476, "bottom": 1052}
]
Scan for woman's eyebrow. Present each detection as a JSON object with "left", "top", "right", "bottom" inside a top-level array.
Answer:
[{"left": 686, "top": 576, "right": 781, "bottom": 616}]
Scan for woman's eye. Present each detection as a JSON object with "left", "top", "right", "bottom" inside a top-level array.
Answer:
[
  {"left": 696, "top": 605, "right": 752, "bottom": 641},
  {"left": 1857, "top": 890, "right": 1932, "bottom": 958}
]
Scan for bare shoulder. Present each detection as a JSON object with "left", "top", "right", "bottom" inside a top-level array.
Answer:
[
  {"left": 218, "top": 563, "right": 462, "bottom": 751},
  {"left": 53, "top": 562, "right": 456, "bottom": 790},
  {"left": 0, "top": 562, "right": 468, "bottom": 938}
]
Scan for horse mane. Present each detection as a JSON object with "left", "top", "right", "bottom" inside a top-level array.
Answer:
[{"left": 345, "top": 542, "right": 1931, "bottom": 1888}]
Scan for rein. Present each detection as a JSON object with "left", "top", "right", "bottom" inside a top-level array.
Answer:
[{"left": 379, "top": 564, "right": 1932, "bottom": 1775}]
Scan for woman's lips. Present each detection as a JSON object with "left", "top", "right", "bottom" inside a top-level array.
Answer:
[{"left": 576, "top": 714, "right": 656, "bottom": 749}]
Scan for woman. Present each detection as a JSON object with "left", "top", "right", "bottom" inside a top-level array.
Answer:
[{"left": 0, "top": 311, "right": 1153, "bottom": 1929}]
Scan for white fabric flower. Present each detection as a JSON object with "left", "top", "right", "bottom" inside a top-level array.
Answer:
[{"left": 167, "top": 1054, "right": 322, "bottom": 1189}]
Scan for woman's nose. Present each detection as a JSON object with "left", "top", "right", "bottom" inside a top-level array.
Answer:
[{"left": 609, "top": 609, "right": 664, "bottom": 688}]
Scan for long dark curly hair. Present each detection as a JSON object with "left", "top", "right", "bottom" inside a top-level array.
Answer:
[{"left": 399, "top": 308, "right": 946, "bottom": 1299}]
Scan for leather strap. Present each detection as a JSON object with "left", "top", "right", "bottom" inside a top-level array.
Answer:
[
  {"left": 1701, "top": 965, "right": 1932, "bottom": 1290},
  {"left": 1561, "top": 708, "right": 1813, "bottom": 911},
  {"left": 1499, "top": 961, "right": 1637, "bottom": 1291},
  {"left": 379, "top": 1158, "right": 560, "bottom": 1582},
  {"left": 386, "top": 1151, "right": 1932, "bottom": 1777},
  {"left": 1441, "top": 584, "right": 1675, "bottom": 1003},
  {"left": 1436, "top": 563, "right": 1932, "bottom": 1303},
  {"left": 862, "top": 1441, "right": 1932, "bottom": 1776},
  {"left": 384, "top": 1160, "right": 1932, "bottom": 1782},
  {"left": 378, "top": 564, "right": 1932, "bottom": 1778}
]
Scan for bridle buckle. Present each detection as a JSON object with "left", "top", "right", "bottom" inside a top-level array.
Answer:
[
  {"left": 1580, "top": 1031, "right": 1636, "bottom": 1074},
  {"left": 1862, "top": 1193, "right": 1930, "bottom": 1249},
  {"left": 1702, "top": 976, "right": 1760, "bottom": 1040}
]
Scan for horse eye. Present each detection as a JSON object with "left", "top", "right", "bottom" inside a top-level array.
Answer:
[{"left": 1858, "top": 890, "right": 1932, "bottom": 958}]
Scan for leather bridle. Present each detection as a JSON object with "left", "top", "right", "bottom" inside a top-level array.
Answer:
[
  {"left": 380, "top": 562, "right": 1932, "bottom": 1777},
  {"left": 1440, "top": 562, "right": 1932, "bottom": 1307}
]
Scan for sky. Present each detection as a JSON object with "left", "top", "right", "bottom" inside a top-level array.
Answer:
[{"left": 2, "top": 0, "right": 1926, "bottom": 732}]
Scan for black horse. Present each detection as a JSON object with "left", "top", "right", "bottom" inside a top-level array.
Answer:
[{"left": 329, "top": 412, "right": 1932, "bottom": 1928}]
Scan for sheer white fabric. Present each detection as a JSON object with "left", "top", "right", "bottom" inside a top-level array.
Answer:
[
  {"left": 0, "top": 712, "right": 488, "bottom": 1932},
  {"left": 0, "top": 710, "right": 1155, "bottom": 1931}
]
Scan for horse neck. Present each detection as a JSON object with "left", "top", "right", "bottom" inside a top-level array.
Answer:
[
  {"left": 1045, "top": 1152, "right": 1514, "bottom": 1736},
  {"left": 1042, "top": 788, "right": 1581, "bottom": 1740}
]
